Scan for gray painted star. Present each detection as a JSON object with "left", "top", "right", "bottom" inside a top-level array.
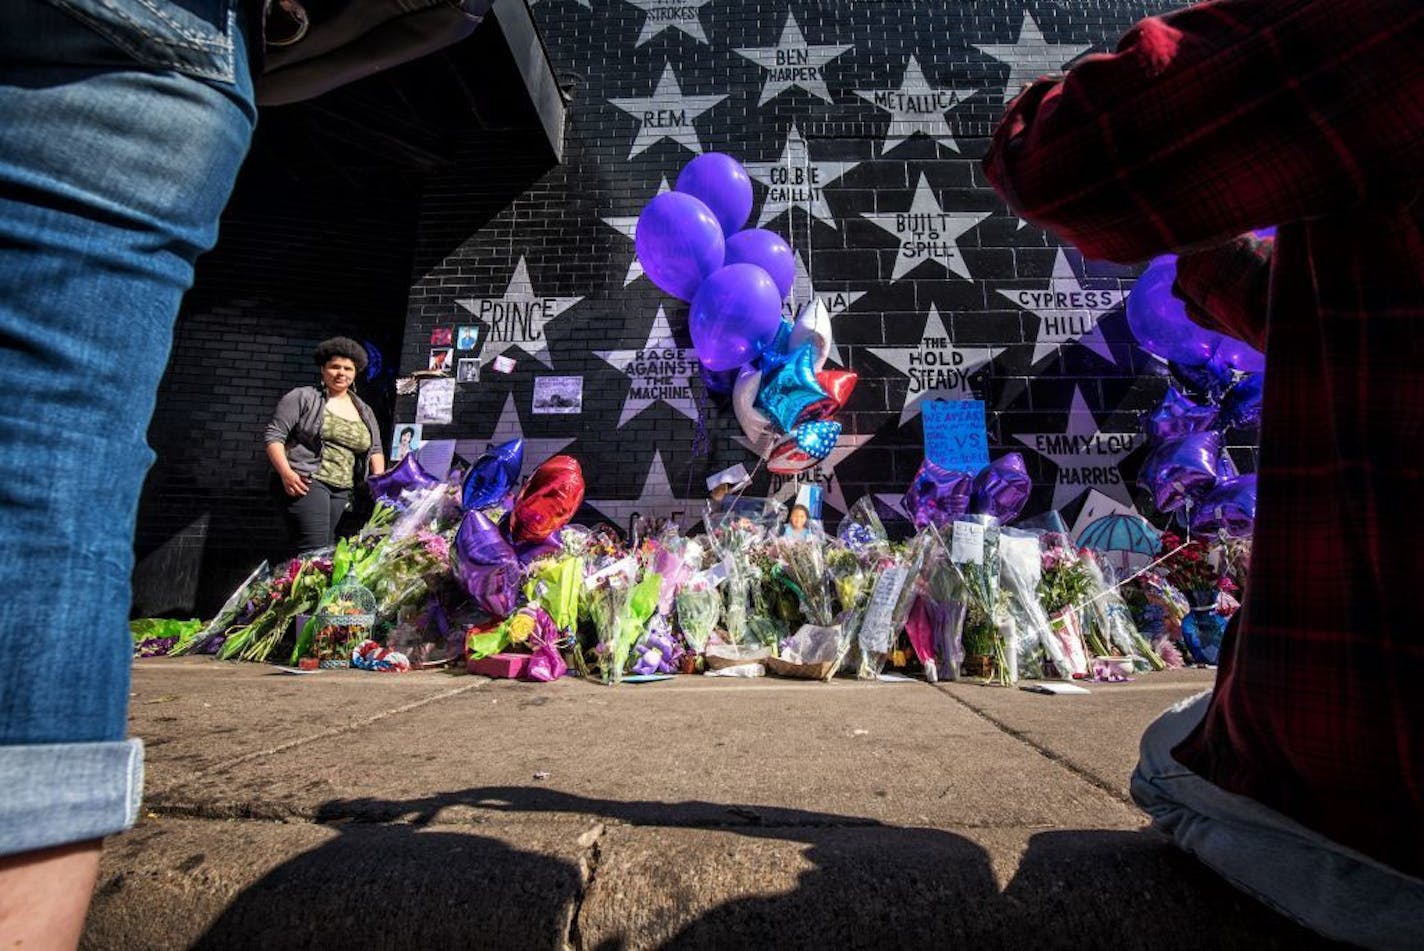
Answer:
[
  {"left": 1013, "top": 387, "right": 1141, "bottom": 510},
  {"left": 609, "top": 62, "right": 726, "bottom": 159},
  {"left": 996, "top": 248, "right": 1123, "bottom": 365},
  {"left": 746, "top": 123, "right": 859, "bottom": 230},
  {"left": 453, "top": 257, "right": 583, "bottom": 369},
  {"left": 868, "top": 305, "right": 1007, "bottom": 424},
  {"left": 784, "top": 252, "right": 865, "bottom": 366},
  {"left": 974, "top": 11, "right": 1093, "bottom": 103},
  {"left": 734, "top": 12, "right": 852, "bottom": 106},
  {"left": 623, "top": 0, "right": 711, "bottom": 46},
  {"left": 854, "top": 55, "right": 977, "bottom": 153},
  {"left": 601, "top": 177, "right": 671, "bottom": 286},
  {"left": 585, "top": 450, "right": 702, "bottom": 530},
  {"left": 453, "top": 393, "right": 576, "bottom": 480},
  {"left": 528, "top": 0, "right": 591, "bottom": 8},
  {"left": 596, "top": 306, "right": 701, "bottom": 427},
  {"left": 862, "top": 174, "right": 992, "bottom": 281}
]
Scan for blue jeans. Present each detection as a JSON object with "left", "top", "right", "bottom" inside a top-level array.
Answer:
[
  {"left": 1132, "top": 691, "right": 1424, "bottom": 947},
  {"left": 0, "top": 0, "right": 255, "bottom": 855}
]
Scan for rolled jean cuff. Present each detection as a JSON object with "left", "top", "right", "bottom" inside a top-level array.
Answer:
[
  {"left": 0, "top": 739, "right": 144, "bottom": 856},
  {"left": 1131, "top": 691, "right": 1424, "bottom": 948}
]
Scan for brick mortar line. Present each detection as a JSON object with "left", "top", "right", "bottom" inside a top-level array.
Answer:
[{"left": 931, "top": 686, "right": 1136, "bottom": 806}]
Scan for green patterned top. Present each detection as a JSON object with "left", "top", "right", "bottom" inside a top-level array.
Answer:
[{"left": 316, "top": 407, "right": 372, "bottom": 489}]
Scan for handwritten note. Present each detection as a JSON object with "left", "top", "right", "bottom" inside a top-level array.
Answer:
[
  {"left": 922, "top": 399, "right": 989, "bottom": 473},
  {"left": 859, "top": 565, "right": 908, "bottom": 654}
]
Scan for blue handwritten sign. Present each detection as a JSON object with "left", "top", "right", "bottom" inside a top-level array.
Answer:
[{"left": 922, "top": 399, "right": 989, "bottom": 473}]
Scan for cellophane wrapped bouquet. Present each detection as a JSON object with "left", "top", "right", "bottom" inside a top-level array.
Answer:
[
  {"left": 775, "top": 535, "right": 835, "bottom": 628},
  {"left": 856, "top": 537, "right": 930, "bottom": 680},
  {"left": 1079, "top": 552, "right": 1165, "bottom": 671},
  {"left": 584, "top": 558, "right": 662, "bottom": 684},
  {"left": 996, "top": 530, "right": 1071, "bottom": 680},
  {"left": 902, "top": 529, "right": 961, "bottom": 682},
  {"left": 949, "top": 514, "right": 1010, "bottom": 684},
  {"left": 1035, "top": 532, "right": 1094, "bottom": 678},
  {"left": 675, "top": 566, "right": 723, "bottom": 655}
]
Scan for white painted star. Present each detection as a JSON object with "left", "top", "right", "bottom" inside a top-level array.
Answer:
[
  {"left": 862, "top": 174, "right": 991, "bottom": 281},
  {"left": 1014, "top": 388, "right": 1141, "bottom": 510},
  {"left": 783, "top": 252, "right": 865, "bottom": 366},
  {"left": 997, "top": 248, "right": 1123, "bottom": 365},
  {"left": 609, "top": 62, "right": 726, "bottom": 159},
  {"left": 623, "top": 0, "right": 712, "bottom": 45},
  {"left": 454, "top": 257, "right": 583, "bottom": 369},
  {"left": 596, "top": 306, "right": 701, "bottom": 427},
  {"left": 585, "top": 450, "right": 702, "bottom": 530},
  {"left": 734, "top": 12, "right": 852, "bottom": 106},
  {"left": 760, "top": 433, "right": 876, "bottom": 515},
  {"left": 868, "top": 305, "right": 1007, "bottom": 424},
  {"left": 602, "top": 177, "right": 671, "bottom": 286},
  {"left": 453, "top": 393, "right": 576, "bottom": 481},
  {"left": 873, "top": 493, "right": 909, "bottom": 519},
  {"left": 746, "top": 123, "right": 859, "bottom": 230},
  {"left": 854, "top": 55, "right": 977, "bottom": 153},
  {"left": 974, "top": 11, "right": 1094, "bottom": 103}
]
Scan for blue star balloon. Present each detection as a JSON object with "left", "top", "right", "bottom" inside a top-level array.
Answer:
[
  {"left": 755, "top": 344, "right": 826, "bottom": 433},
  {"left": 462, "top": 438, "right": 524, "bottom": 510},
  {"left": 756, "top": 318, "right": 795, "bottom": 376},
  {"left": 795, "top": 420, "right": 840, "bottom": 459}
]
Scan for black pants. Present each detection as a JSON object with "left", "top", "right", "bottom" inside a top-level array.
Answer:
[{"left": 278, "top": 479, "right": 351, "bottom": 554}]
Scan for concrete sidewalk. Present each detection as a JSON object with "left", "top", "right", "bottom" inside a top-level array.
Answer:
[{"left": 84, "top": 660, "right": 1336, "bottom": 949}]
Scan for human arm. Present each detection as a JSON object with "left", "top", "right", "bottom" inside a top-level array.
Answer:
[
  {"left": 983, "top": 0, "right": 1424, "bottom": 263},
  {"left": 1172, "top": 233, "right": 1273, "bottom": 351},
  {"left": 264, "top": 388, "right": 310, "bottom": 496},
  {"left": 265, "top": 440, "right": 310, "bottom": 496}
]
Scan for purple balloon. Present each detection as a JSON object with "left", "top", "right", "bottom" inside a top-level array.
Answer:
[
  {"left": 1138, "top": 431, "right": 1221, "bottom": 513},
  {"left": 724, "top": 228, "right": 795, "bottom": 300},
  {"left": 1126, "top": 257, "right": 1218, "bottom": 368},
  {"left": 1210, "top": 334, "right": 1266, "bottom": 374},
  {"left": 1169, "top": 355, "right": 1235, "bottom": 401},
  {"left": 1143, "top": 386, "right": 1218, "bottom": 441},
  {"left": 1190, "top": 474, "right": 1257, "bottom": 538},
  {"left": 367, "top": 452, "right": 442, "bottom": 504},
  {"left": 755, "top": 343, "right": 826, "bottom": 432},
  {"left": 515, "top": 533, "right": 563, "bottom": 566},
  {"left": 689, "top": 263, "right": 785, "bottom": 372},
  {"left": 636, "top": 191, "right": 726, "bottom": 302},
  {"left": 462, "top": 438, "right": 524, "bottom": 510},
  {"left": 1217, "top": 448, "right": 1239, "bottom": 481},
  {"left": 902, "top": 459, "right": 972, "bottom": 530},
  {"left": 1219, "top": 372, "right": 1264, "bottom": 430},
  {"left": 970, "top": 453, "right": 1032, "bottom": 522},
  {"left": 675, "top": 153, "right": 753, "bottom": 238},
  {"left": 452, "top": 510, "right": 522, "bottom": 618}
]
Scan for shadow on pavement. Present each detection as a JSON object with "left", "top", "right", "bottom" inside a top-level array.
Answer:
[{"left": 189, "top": 787, "right": 1337, "bottom": 950}]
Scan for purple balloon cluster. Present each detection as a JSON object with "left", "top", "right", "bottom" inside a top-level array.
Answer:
[
  {"left": 901, "top": 453, "right": 1033, "bottom": 530},
  {"left": 637, "top": 154, "right": 850, "bottom": 476}
]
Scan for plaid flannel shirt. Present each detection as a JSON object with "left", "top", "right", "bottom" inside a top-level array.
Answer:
[{"left": 985, "top": 0, "right": 1424, "bottom": 876}]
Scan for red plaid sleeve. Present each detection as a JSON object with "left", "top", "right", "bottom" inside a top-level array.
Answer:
[
  {"left": 1172, "top": 235, "right": 1272, "bottom": 351},
  {"left": 984, "top": 0, "right": 1424, "bottom": 263}
]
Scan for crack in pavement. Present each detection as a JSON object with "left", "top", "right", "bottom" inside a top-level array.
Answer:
[
  {"left": 163, "top": 680, "right": 490, "bottom": 789},
  {"left": 931, "top": 685, "right": 1135, "bottom": 806},
  {"left": 567, "top": 823, "right": 605, "bottom": 951}
]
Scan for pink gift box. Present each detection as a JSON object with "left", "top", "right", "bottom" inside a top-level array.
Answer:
[{"left": 468, "top": 653, "right": 532, "bottom": 679}]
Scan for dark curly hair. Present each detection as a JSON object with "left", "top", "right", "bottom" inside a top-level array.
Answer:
[{"left": 313, "top": 336, "right": 368, "bottom": 373}]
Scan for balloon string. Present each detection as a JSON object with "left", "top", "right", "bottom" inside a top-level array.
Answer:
[{"left": 1068, "top": 538, "right": 1194, "bottom": 616}]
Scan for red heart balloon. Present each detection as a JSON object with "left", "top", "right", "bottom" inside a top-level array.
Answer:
[
  {"left": 800, "top": 369, "right": 858, "bottom": 422},
  {"left": 509, "top": 455, "right": 585, "bottom": 543}
]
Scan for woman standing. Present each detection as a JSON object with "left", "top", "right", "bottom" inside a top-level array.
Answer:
[{"left": 264, "top": 337, "right": 385, "bottom": 553}]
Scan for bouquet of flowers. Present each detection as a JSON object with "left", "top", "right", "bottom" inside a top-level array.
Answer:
[
  {"left": 1035, "top": 533, "right": 1094, "bottom": 678},
  {"left": 902, "top": 530, "right": 958, "bottom": 681},
  {"left": 218, "top": 556, "right": 332, "bottom": 663},
  {"left": 1079, "top": 552, "right": 1165, "bottom": 670},
  {"left": 950, "top": 516, "right": 1010, "bottom": 684},
  {"left": 857, "top": 535, "right": 931, "bottom": 679},
  {"left": 358, "top": 527, "right": 453, "bottom": 623},
  {"left": 1158, "top": 532, "right": 1223, "bottom": 607},
  {"left": 775, "top": 536, "right": 835, "bottom": 627},
  {"left": 584, "top": 561, "right": 661, "bottom": 684},
  {"left": 996, "top": 530, "right": 1063, "bottom": 681},
  {"left": 837, "top": 496, "right": 890, "bottom": 558},
  {"left": 825, "top": 544, "right": 871, "bottom": 616},
  {"left": 675, "top": 568, "right": 723, "bottom": 654}
]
